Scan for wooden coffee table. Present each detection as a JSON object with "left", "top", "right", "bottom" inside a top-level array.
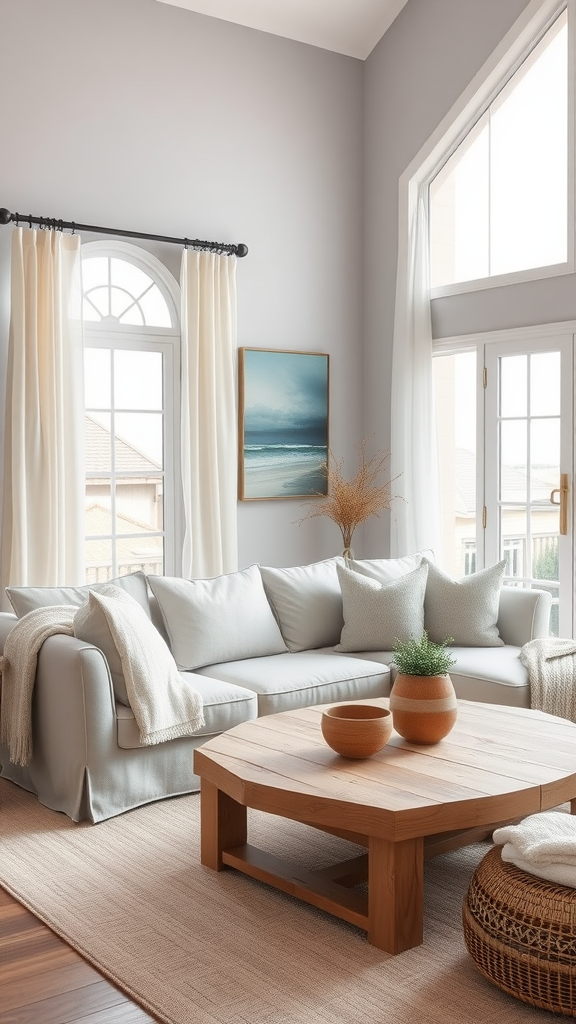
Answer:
[{"left": 193, "top": 698, "right": 576, "bottom": 954}]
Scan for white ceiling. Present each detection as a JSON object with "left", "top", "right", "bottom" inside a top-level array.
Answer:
[{"left": 154, "top": 0, "right": 410, "bottom": 59}]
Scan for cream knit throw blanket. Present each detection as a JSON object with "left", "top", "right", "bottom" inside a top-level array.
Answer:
[
  {"left": 520, "top": 636, "right": 576, "bottom": 722},
  {"left": 0, "top": 606, "right": 76, "bottom": 766},
  {"left": 0, "top": 593, "right": 205, "bottom": 767}
]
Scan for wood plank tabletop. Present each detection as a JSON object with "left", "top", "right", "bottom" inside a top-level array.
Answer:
[{"left": 194, "top": 698, "right": 576, "bottom": 841}]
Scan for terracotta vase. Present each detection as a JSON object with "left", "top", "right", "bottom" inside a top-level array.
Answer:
[{"left": 390, "top": 672, "right": 458, "bottom": 744}]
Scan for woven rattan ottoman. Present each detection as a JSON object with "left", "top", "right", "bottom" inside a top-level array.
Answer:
[{"left": 463, "top": 845, "right": 576, "bottom": 1016}]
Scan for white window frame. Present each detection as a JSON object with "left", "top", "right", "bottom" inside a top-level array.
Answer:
[
  {"left": 398, "top": 0, "right": 575, "bottom": 301},
  {"left": 434, "top": 318, "right": 576, "bottom": 635},
  {"left": 81, "top": 240, "right": 182, "bottom": 578}
]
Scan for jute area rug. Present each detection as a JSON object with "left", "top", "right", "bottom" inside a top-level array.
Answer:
[{"left": 0, "top": 778, "right": 561, "bottom": 1024}]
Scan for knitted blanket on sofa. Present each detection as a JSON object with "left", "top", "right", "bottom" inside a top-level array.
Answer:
[
  {"left": 520, "top": 636, "right": 576, "bottom": 723},
  {"left": 0, "top": 597, "right": 204, "bottom": 767}
]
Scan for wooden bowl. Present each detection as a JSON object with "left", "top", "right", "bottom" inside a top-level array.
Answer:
[{"left": 321, "top": 703, "right": 393, "bottom": 759}]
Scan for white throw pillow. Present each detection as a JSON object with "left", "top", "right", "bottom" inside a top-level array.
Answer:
[
  {"left": 7, "top": 571, "right": 151, "bottom": 619},
  {"left": 259, "top": 558, "right": 344, "bottom": 652},
  {"left": 73, "top": 584, "right": 176, "bottom": 707},
  {"left": 348, "top": 550, "right": 435, "bottom": 585},
  {"left": 148, "top": 564, "right": 288, "bottom": 671},
  {"left": 422, "top": 558, "right": 506, "bottom": 647},
  {"left": 335, "top": 561, "right": 428, "bottom": 653}
]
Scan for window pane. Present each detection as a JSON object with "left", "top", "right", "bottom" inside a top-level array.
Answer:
[
  {"left": 138, "top": 285, "right": 172, "bottom": 327},
  {"left": 82, "top": 257, "right": 108, "bottom": 292},
  {"left": 85, "top": 349, "right": 111, "bottom": 409},
  {"left": 500, "top": 420, "right": 527, "bottom": 502},
  {"left": 110, "top": 259, "right": 153, "bottom": 295},
  {"left": 115, "top": 412, "right": 163, "bottom": 468},
  {"left": 116, "top": 538, "right": 164, "bottom": 577},
  {"left": 85, "top": 413, "right": 112, "bottom": 472},
  {"left": 500, "top": 355, "right": 526, "bottom": 417},
  {"left": 531, "top": 419, "right": 559, "bottom": 496},
  {"left": 490, "top": 15, "right": 567, "bottom": 276},
  {"left": 86, "top": 498, "right": 112, "bottom": 536},
  {"left": 433, "top": 351, "right": 477, "bottom": 576},
  {"left": 114, "top": 351, "right": 163, "bottom": 410},
  {"left": 110, "top": 286, "right": 142, "bottom": 322},
  {"left": 530, "top": 352, "right": 560, "bottom": 416},
  {"left": 430, "top": 115, "right": 489, "bottom": 288},
  {"left": 115, "top": 478, "right": 163, "bottom": 534},
  {"left": 84, "top": 286, "right": 109, "bottom": 319},
  {"left": 85, "top": 537, "right": 113, "bottom": 584}
]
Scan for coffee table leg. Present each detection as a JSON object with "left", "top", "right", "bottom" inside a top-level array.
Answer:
[
  {"left": 200, "top": 779, "right": 247, "bottom": 871},
  {"left": 368, "top": 836, "right": 424, "bottom": 953}
]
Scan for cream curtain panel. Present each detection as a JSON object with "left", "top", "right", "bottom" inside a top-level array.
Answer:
[
  {"left": 1, "top": 229, "right": 85, "bottom": 593},
  {"left": 180, "top": 250, "right": 238, "bottom": 579},
  {"left": 390, "top": 183, "right": 441, "bottom": 558}
]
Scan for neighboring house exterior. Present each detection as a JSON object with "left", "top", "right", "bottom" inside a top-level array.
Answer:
[{"left": 85, "top": 416, "right": 163, "bottom": 582}]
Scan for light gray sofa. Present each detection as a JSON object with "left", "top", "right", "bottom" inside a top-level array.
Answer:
[{"left": 0, "top": 554, "right": 551, "bottom": 823}]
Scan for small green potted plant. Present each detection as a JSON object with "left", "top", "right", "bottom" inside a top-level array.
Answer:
[{"left": 390, "top": 632, "right": 458, "bottom": 744}]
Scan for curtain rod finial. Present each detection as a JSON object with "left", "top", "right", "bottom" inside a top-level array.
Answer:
[
  {"left": 236, "top": 243, "right": 248, "bottom": 258},
  {"left": 0, "top": 208, "right": 13, "bottom": 225}
]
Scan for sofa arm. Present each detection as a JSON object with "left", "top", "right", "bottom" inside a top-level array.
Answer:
[
  {"left": 0, "top": 611, "right": 18, "bottom": 652},
  {"left": 497, "top": 586, "right": 552, "bottom": 647},
  {"left": 17, "top": 634, "right": 117, "bottom": 820}
]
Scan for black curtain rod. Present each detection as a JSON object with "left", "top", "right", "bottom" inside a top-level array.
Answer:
[{"left": 0, "top": 207, "right": 248, "bottom": 258}]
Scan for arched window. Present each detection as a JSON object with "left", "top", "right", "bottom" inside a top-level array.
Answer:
[{"left": 81, "top": 241, "right": 180, "bottom": 582}]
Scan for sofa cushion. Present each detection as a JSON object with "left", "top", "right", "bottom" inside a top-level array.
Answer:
[
  {"left": 116, "top": 673, "right": 258, "bottom": 747},
  {"left": 196, "top": 648, "right": 391, "bottom": 716},
  {"left": 348, "top": 549, "right": 434, "bottom": 584},
  {"left": 148, "top": 564, "right": 288, "bottom": 671},
  {"left": 6, "top": 571, "right": 151, "bottom": 619},
  {"left": 259, "top": 557, "right": 344, "bottom": 651},
  {"left": 447, "top": 646, "right": 529, "bottom": 706},
  {"left": 423, "top": 559, "right": 506, "bottom": 647},
  {"left": 73, "top": 584, "right": 183, "bottom": 709},
  {"left": 334, "top": 562, "right": 428, "bottom": 653}
]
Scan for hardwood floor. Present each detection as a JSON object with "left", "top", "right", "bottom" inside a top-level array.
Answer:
[{"left": 0, "top": 887, "right": 157, "bottom": 1024}]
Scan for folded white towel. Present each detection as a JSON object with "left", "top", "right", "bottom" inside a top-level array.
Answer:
[
  {"left": 493, "top": 811, "right": 576, "bottom": 866},
  {"left": 493, "top": 811, "right": 576, "bottom": 888},
  {"left": 498, "top": 845, "right": 576, "bottom": 889}
]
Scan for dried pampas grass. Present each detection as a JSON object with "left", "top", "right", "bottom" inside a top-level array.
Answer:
[{"left": 298, "top": 439, "right": 400, "bottom": 557}]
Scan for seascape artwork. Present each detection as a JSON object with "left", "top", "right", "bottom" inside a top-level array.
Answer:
[{"left": 238, "top": 348, "right": 329, "bottom": 500}]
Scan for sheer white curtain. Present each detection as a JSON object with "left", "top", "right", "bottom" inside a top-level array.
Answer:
[
  {"left": 390, "top": 182, "right": 441, "bottom": 558},
  {"left": 180, "top": 250, "right": 238, "bottom": 578},
  {"left": 1, "top": 228, "right": 85, "bottom": 592}
]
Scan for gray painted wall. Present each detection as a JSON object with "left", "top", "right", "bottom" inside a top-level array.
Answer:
[
  {"left": 0, "top": 0, "right": 570, "bottom": 573},
  {"left": 0, "top": 0, "right": 364, "bottom": 571}
]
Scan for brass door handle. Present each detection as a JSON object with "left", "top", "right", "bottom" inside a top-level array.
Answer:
[{"left": 550, "top": 473, "right": 569, "bottom": 535}]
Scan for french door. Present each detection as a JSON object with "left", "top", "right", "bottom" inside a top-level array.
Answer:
[{"left": 484, "top": 334, "right": 574, "bottom": 637}]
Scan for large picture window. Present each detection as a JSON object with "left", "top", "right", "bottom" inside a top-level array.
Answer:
[{"left": 81, "top": 242, "right": 180, "bottom": 582}]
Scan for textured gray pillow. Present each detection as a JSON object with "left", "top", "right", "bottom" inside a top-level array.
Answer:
[
  {"left": 348, "top": 550, "right": 435, "bottom": 584},
  {"left": 148, "top": 564, "right": 288, "bottom": 671},
  {"left": 423, "top": 558, "right": 506, "bottom": 647},
  {"left": 335, "top": 561, "right": 428, "bottom": 653},
  {"left": 259, "top": 558, "right": 344, "bottom": 651},
  {"left": 6, "top": 571, "right": 151, "bottom": 619}
]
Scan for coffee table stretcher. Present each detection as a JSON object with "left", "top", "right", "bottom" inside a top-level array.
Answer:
[
  {"left": 199, "top": 778, "right": 426, "bottom": 953},
  {"left": 195, "top": 700, "right": 576, "bottom": 955}
]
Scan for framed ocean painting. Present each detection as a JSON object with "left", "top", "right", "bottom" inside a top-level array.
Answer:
[{"left": 238, "top": 348, "right": 329, "bottom": 500}]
